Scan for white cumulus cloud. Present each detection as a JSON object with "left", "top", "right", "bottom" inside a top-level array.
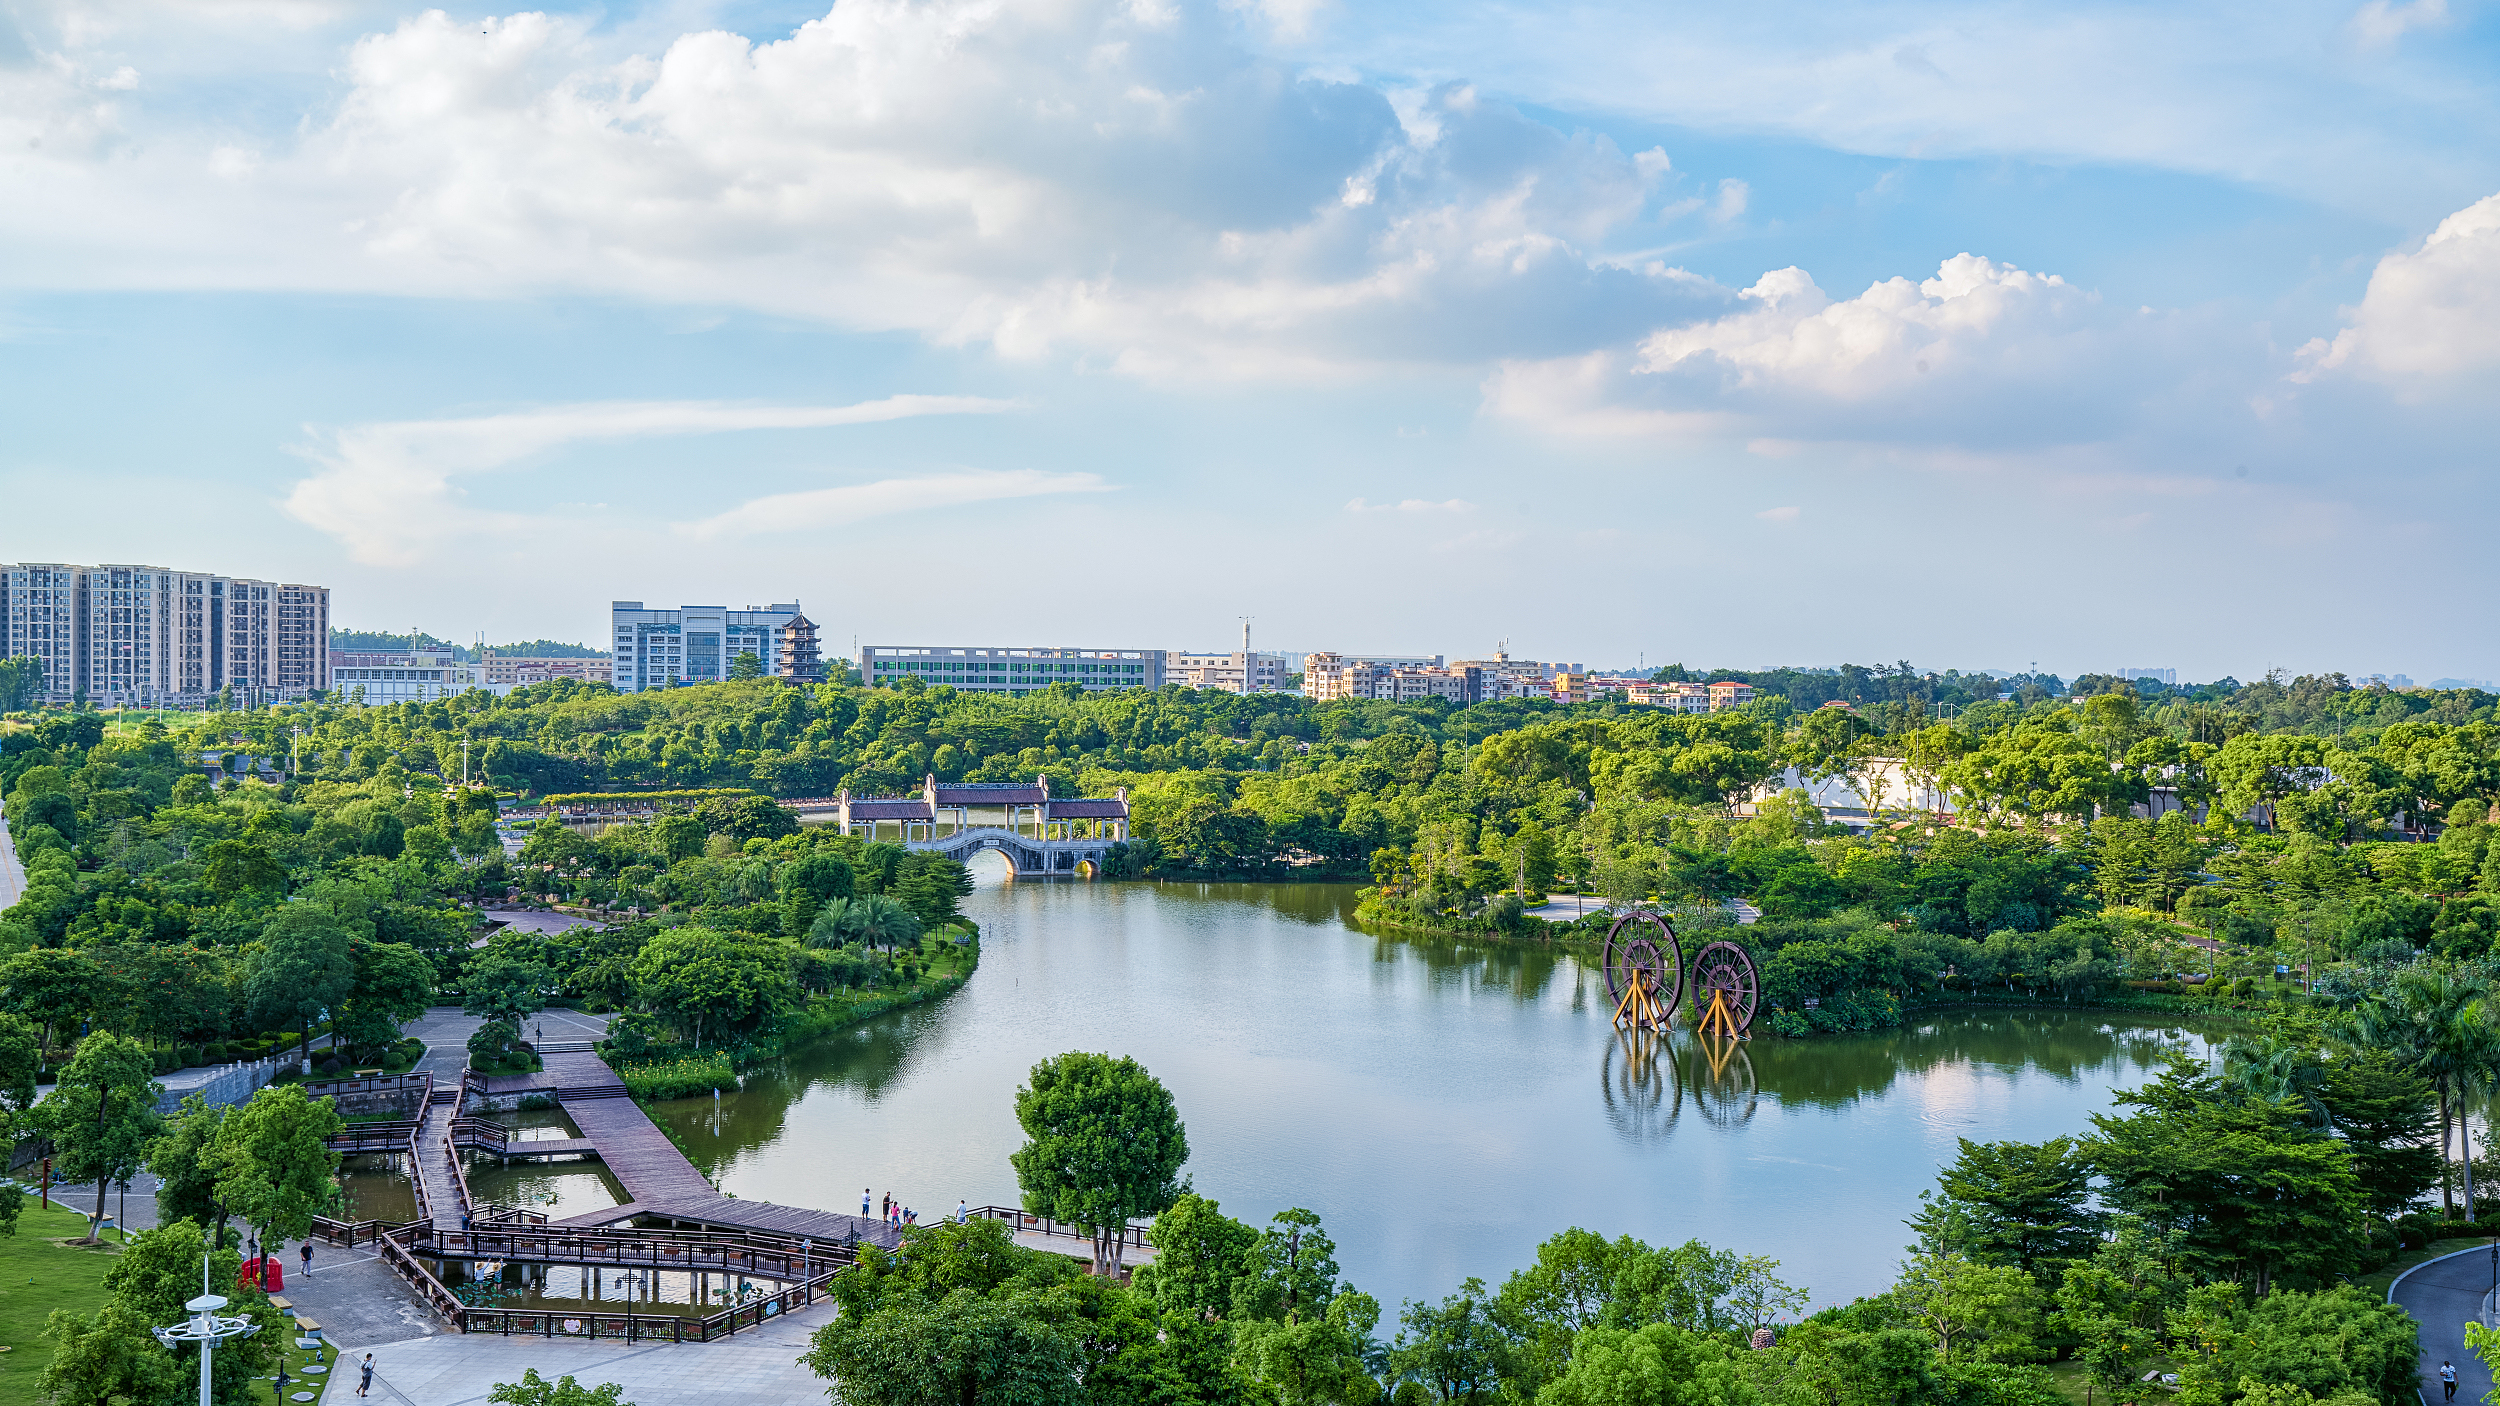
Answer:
[
  {"left": 2295, "top": 190, "right": 2500, "bottom": 386},
  {"left": 685, "top": 470, "right": 1111, "bottom": 540}
]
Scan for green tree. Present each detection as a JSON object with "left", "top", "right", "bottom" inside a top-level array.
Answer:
[
  {"left": 778, "top": 849, "right": 857, "bottom": 941},
  {"left": 896, "top": 852, "right": 976, "bottom": 928},
  {"left": 1906, "top": 1136, "right": 2100, "bottom": 1278},
  {"left": 2316, "top": 1052, "right": 2442, "bottom": 1217},
  {"left": 33, "top": 1032, "right": 160, "bottom": 1242},
  {"left": 2086, "top": 1058, "right": 2368, "bottom": 1293},
  {"left": 1011, "top": 1051, "right": 1192, "bottom": 1277},
  {"left": 1234, "top": 1208, "right": 1341, "bottom": 1324},
  {"left": 1530, "top": 1322, "right": 1750, "bottom": 1406},
  {"left": 1893, "top": 1251, "right": 2043, "bottom": 1364},
  {"left": 490, "top": 1369, "right": 638, "bottom": 1406},
  {"left": 628, "top": 926, "right": 797, "bottom": 1048},
  {"left": 0, "top": 947, "right": 104, "bottom": 1054},
  {"left": 1234, "top": 1291, "right": 1383, "bottom": 1406},
  {"left": 245, "top": 902, "right": 356, "bottom": 1065},
  {"left": 803, "top": 1290, "right": 1079, "bottom": 1406},
  {"left": 1391, "top": 1278, "right": 1509, "bottom": 1403},
  {"left": 150, "top": 1094, "right": 241, "bottom": 1246},
  {"left": 1134, "top": 1193, "right": 1260, "bottom": 1322},
  {"left": 0, "top": 1010, "right": 40, "bottom": 1141},
  {"left": 213, "top": 1083, "right": 344, "bottom": 1247},
  {"left": 201, "top": 837, "right": 286, "bottom": 900},
  {"left": 728, "top": 651, "right": 766, "bottom": 681},
  {"left": 462, "top": 944, "right": 554, "bottom": 1023},
  {"left": 336, "top": 940, "right": 436, "bottom": 1058},
  {"left": 2052, "top": 1222, "right": 2179, "bottom": 1392}
]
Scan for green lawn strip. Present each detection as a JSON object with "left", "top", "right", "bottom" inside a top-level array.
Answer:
[
  {"left": 0, "top": 1203, "right": 121, "bottom": 1406},
  {"left": 2356, "top": 1236, "right": 2494, "bottom": 1301},
  {"left": 269, "top": 1322, "right": 339, "bottom": 1405}
]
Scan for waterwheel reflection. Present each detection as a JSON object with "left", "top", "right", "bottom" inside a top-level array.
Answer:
[{"left": 1599, "top": 1029, "right": 1760, "bottom": 1142}]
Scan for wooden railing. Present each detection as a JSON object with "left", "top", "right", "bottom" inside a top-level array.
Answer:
[
  {"left": 309, "top": 1216, "right": 425, "bottom": 1248},
  {"left": 970, "top": 1205, "right": 1150, "bottom": 1250},
  {"left": 407, "top": 1224, "right": 858, "bottom": 1280},
  {"left": 452, "top": 1267, "right": 844, "bottom": 1342},
  {"left": 325, "top": 1121, "right": 422, "bottom": 1155},
  {"left": 377, "top": 1226, "right": 466, "bottom": 1323}
]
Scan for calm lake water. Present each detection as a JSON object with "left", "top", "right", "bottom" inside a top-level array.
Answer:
[{"left": 633, "top": 874, "right": 2218, "bottom": 1312}]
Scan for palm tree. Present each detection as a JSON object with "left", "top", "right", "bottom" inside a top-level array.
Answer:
[
  {"left": 803, "top": 893, "right": 922, "bottom": 954},
  {"left": 2349, "top": 967, "right": 2500, "bottom": 1218}
]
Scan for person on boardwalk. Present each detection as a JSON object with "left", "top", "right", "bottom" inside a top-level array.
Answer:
[
  {"left": 2443, "top": 1361, "right": 2458, "bottom": 1400},
  {"left": 359, "top": 1355, "right": 375, "bottom": 1398},
  {"left": 863, "top": 1188, "right": 871, "bottom": 1216}
]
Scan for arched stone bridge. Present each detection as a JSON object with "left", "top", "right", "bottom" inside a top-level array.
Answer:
[{"left": 911, "top": 826, "right": 1115, "bottom": 877}]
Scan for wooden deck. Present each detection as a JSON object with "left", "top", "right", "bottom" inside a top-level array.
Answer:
[{"left": 483, "top": 1048, "right": 902, "bottom": 1251}]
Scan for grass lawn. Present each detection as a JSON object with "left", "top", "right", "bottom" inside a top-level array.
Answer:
[
  {"left": 2046, "top": 1355, "right": 2180, "bottom": 1406},
  {"left": 0, "top": 1202, "right": 123, "bottom": 1406},
  {"left": 2357, "top": 1236, "right": 2495, "bottom": 1301}
]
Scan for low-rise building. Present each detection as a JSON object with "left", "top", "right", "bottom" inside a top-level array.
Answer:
[
  {"left": 1165, "top": 650, "right": 1289, "bottom": 693},
  {"left": 481, "top": 653, "right": 613, "bottom": 688},
  {"left": 859, "top": 644, "right": 1163, "bottom": 693},
  {"left": 331, "top": 647, "right": 478, "bottom": 705},
  {"left": 1304, "top": 653, "right": 1483, "bottom": 704}
]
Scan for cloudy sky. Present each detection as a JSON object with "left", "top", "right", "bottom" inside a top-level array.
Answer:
[{"left": 2, "top": 0, "right": 2494, "bottom": 681}]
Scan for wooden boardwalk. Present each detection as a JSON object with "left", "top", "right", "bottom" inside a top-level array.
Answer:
[
  {"left": 416, "top": 1085, "right": 465, "bottom": 1229},
  {"left": 484, "top": 1050, "right": 898, "bottom": 1250}
]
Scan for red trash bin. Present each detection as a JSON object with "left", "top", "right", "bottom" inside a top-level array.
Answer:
[{"left": 261, "top": 1258, "right": 284, "bottom": 1292}]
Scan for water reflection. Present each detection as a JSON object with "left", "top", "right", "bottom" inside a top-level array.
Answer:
[{"left": 658, "top": 879, "right": 2220, "bottom": 1308}]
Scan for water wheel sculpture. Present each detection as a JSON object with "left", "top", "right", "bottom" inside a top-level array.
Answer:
[
  {"left": 1688, "top": 940, "right": 1760, "bottom": 1039},
  {"left": 1601, "top": 910, "right": 1684, "bottom": 1033}
]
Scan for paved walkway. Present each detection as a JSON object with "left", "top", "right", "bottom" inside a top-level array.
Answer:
[
  {"left": 321, "top": 1298, "right": 836, "bottom": 1406},
  {"left": 0, "top": 798, "right": 28, "bottom": 909},
  {"left": 2393, "top": 1246, "right": 2497, "bottom": 1405}
]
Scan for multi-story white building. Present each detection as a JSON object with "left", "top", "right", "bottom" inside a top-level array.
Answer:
[
  {"left": 330, "top": 647, "right": 480, "bottom": 705},
  {"left": 612, "top": 602, "right": 802, "bottom": 692},
  {"left": 481, "top": 653, "right": 614, "bottom": 688},
  {"left": 0, "top": 562, "right": 327, "bottom": 706},
  {"left": 1165, "top": 650, "right": 1289, "bottom": 693},
  {"left": 1304, "top": 653, "right": 1484, "bottom": 704},
  {"left": 859, "top": 644, "right": 1163, "bottom": 694},
  {"left": 1449, "top": 647, "right": 1581, "bottom": 700}
]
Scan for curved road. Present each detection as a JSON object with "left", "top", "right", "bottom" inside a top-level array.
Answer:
[{"left": 2395, "top": 1247, "right": 2497, "bottom": 1404}]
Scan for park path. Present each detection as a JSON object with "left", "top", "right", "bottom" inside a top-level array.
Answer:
[
  {"left": 2393, "top": 1246, "right": 2496, "bottom": 1404},
  {"left": 0, "top": 798, "right": 27, "bottom": 909}
]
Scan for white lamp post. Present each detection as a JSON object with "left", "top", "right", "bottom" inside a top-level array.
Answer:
[{"left": 152, "top": 1255, "right": 262, "bottom": 1406}]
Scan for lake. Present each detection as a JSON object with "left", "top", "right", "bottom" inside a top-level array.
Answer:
[{"left": 640, "top": 873, "right": 2217, "bottom": 1312}]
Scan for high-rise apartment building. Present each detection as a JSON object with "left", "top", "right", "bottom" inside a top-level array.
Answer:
[
  {"left": 0, "top": 562, "right": 327, "bottom": 706},
  {"left": 611, "top": 601, "right": 802, "bottom": 692}
]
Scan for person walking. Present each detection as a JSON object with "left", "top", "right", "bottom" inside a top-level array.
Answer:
[
  {"left": 2443, "top": 1360, "right": 2458, "bottom": 1400},
  {"left": 299, "top": 1241, "right": 314, "bottom": 1278},
  {"left": 358, "top": 1354, "right": 375, "bottom": 1398},
  {"left": 956, "top": 1199, "right": 968, "bottom": 1224}
]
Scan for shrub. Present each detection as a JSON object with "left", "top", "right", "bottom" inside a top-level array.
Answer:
[
  {"left": 1769, "top": 1010, "right": 1812, "bottom": 1038},
  {"left": 317, "top": 1056, "right": 344, "bottom": 1075}
]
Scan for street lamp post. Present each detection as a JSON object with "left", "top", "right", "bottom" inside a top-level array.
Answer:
[{"left": 152, "top": 1255, "right": 262, "bottom": 1406}]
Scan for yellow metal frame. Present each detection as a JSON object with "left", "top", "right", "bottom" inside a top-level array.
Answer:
[
  {"left": 1611, "top": 969, "right": 1672, "bottom": 1033},
  {"left": 1695, "top": 983, "right": 1746, "bottom": 1040}
]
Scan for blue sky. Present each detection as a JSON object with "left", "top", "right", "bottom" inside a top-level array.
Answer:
[{"left": 2, "top": 0, "right": 2495, "bottom": 682}]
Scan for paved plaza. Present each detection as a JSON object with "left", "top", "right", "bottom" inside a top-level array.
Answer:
[{"left": 319, "top": 1301, "right": 835, "bottom": 1406}]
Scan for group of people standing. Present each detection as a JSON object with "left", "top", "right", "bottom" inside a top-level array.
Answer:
[{"left": 862, "top": 1189, "right": 975, "bottom": 1229}]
